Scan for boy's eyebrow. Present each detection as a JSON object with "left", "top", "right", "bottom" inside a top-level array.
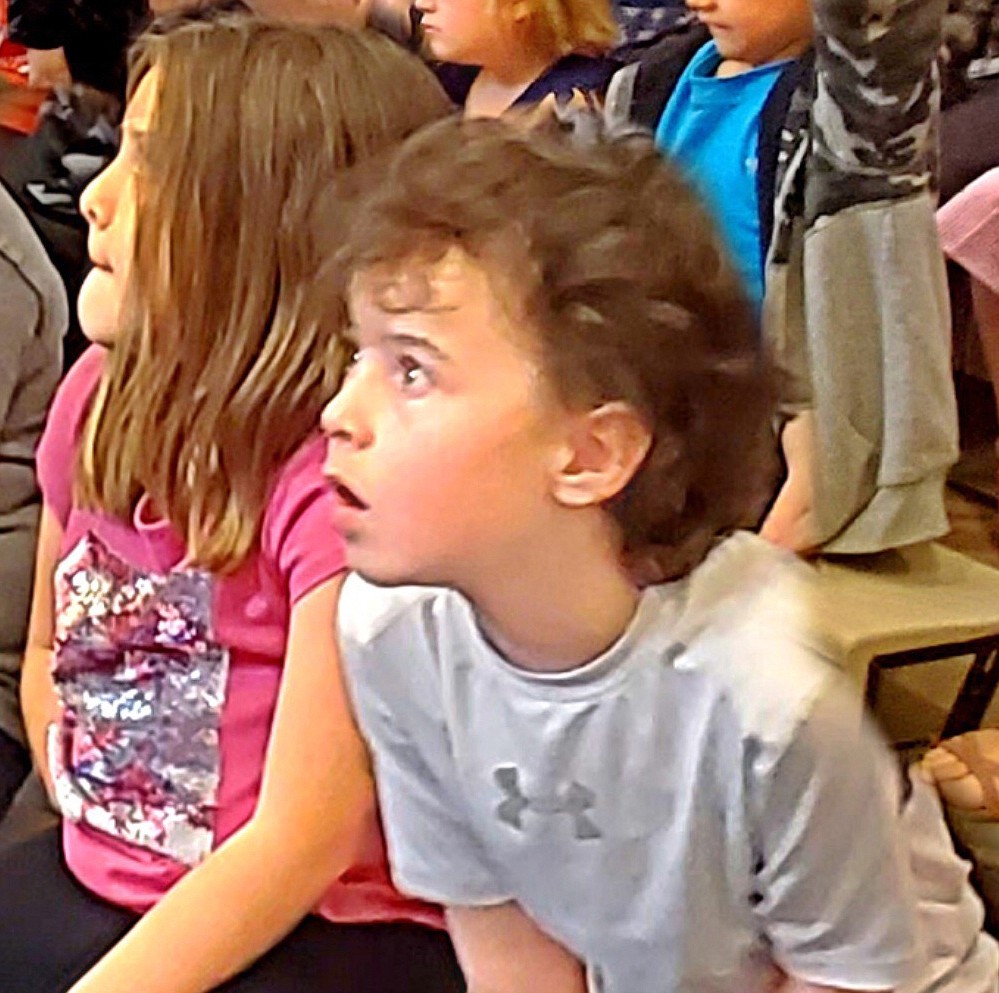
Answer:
[{"left": 384, "top": 332, "right": 452, "bottom": 361}]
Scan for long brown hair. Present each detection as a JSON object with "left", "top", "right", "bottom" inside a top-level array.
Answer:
[{"left": 78, "top": 14, "right": 452, "bottom": 570}]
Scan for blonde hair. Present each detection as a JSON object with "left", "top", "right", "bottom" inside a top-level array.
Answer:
[
  {"left": 77, "top": 15, "right": 451, "bottom": 570},
  {"left": 516, "top": 0, "right": 618, "bottom": 58}
]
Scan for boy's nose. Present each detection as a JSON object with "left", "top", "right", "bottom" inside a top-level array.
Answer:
[{"left": 320, "top": 370, "right": 373, "bottom": 451}]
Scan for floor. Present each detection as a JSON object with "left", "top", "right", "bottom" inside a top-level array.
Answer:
[{"left": 943, "top": 482, "right": 999, "bottom": 570}]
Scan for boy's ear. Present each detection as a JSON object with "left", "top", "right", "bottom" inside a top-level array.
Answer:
[{"left": 550, "top": 402, "right": 653, "bottom": 509}]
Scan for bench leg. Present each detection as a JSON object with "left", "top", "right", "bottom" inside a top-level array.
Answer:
[{"left": 942, "top": 643, "right": 999, "bottom": 738}]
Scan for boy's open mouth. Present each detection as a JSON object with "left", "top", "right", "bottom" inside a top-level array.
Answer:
[{"left": 332, "top": 479, "right": 368, "bottom": 511}]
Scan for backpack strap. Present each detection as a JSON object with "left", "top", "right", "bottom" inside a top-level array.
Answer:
[
  {"left": 615, "top": 19, "right": 711, "bottom": 132},
  {"left": 756, "top": 51, "right": 814, "bottom": 273}
]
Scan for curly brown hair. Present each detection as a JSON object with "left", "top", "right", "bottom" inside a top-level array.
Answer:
[{"left": 335, "top": 117, "right": 777, "bottom": 578}]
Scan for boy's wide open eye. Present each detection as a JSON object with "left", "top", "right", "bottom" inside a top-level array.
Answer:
[{"left": 394, "top": 353, "right": 433, "bottom": 394}]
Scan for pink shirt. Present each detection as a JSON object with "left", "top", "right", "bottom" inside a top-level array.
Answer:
[{"left": 37, "top": 346, "right": 441, "bottom": 929}]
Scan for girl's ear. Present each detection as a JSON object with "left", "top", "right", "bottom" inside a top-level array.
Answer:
[{"left": 548, "top": 402, "right": 653, "bottom": 509}]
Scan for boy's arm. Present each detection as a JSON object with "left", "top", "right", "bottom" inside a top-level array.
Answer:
[{"left": 447, "top": 903, "right": 587, "bottom": 993}]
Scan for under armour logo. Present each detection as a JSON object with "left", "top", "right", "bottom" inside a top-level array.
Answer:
[{"left": 494, "top": 766, "right": 602, "bottom": 840}]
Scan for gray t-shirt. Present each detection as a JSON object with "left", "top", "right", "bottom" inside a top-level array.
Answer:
[{"left": 340, "top": 533, "right": 920, "bottom": 992}]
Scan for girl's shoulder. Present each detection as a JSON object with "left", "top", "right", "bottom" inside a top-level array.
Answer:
[
  {"left": 260, "top": 434, "right": 346, "bottom": 605},
  {"left": 46, "top": 344, "right": 105, "bottom": 428}
]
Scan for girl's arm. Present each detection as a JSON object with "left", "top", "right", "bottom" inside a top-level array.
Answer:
[
  {"left": 68, "top": 573, "right": 375, "bottom": 993},
  {"left": 20, "top": 504, "right": 64, "bottom": 799},
  {"left": 446, "top": 902, "right": 587, "bottom": 993}
]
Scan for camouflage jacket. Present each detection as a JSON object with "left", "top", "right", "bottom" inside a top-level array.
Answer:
[{"left": 608, "top": 0, "right": 959, "bottom": 553}]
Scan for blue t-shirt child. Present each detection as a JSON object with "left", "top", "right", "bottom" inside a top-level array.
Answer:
[{"left": 655, "top": 42, "right": 787, "bottom": 305}]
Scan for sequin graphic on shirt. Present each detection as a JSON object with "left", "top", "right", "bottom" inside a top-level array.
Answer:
[{"left": 49, "top": 532, "right": 229, "bottom": 866}]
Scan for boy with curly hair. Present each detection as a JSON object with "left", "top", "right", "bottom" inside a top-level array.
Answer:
[{"left": 323, "top": 118, "right": 996, "bottom": 993}]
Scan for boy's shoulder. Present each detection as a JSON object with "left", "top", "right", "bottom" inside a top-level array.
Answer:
[
  {"left": 341, "top": 535, "right": 838, "bottom": 752},
  {"left": 339, "top": 574, "right": 448, "bottom": 647},
  {"left": 606, "top": 18, "right": 711, "bottom": 131},
  {"left": 665, "top": 533, "right": 836, "bottom": 749}
]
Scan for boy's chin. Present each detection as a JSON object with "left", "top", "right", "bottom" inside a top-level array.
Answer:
[{"left": 348, "top": 556, "right": 441, "bottom": 591}]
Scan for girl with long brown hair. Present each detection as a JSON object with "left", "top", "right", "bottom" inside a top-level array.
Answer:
[{"left": 0, "top": 10, "right": 460, "bottom": 993}]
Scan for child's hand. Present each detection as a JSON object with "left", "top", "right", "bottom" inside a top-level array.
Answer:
[
  {"left": 26, "top": 48, "right": 71, "bottom": 91},
  {"left": 759, "top": 412, "right": 821, "bottom": 556},
  {"left": 507, "top": 89, "right": 602, "bottom": 135}
]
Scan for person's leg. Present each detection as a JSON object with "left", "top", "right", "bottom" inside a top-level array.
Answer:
[
  {"left": 0, "top": 769, "right": 60, "bottom": 852},
  {"left": 215, "top": 916, "right": 465, "bottom": 993},
  {"left": 0, "top": 727, "right": 31, "bottom": 822},
  {"left": 0, "top": 827, "right": 137, "bottom": 993}
]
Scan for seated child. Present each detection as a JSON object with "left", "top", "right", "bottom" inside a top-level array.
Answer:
[
  {"left": 0, "top": 13, "right": 461, "bottom": 993},
  {"left": 414, "top": 0, "right": 620, "bottom": 116},
  {"left": 606, "top": 0, "right": 958, "bottom": 556},
  {"left": 323, "top": 117, "right": 997, "bottom": 993}
]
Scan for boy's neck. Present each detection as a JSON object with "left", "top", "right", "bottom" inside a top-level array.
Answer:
[
  {"left": 715, "top": 59, "right": 755, "bottom": 79},
  {"left": 714, "top": 40, "right": 811, "bottom": 79},
  {"left": 461, "top": 516, "right": 641, "bottom": 674}
]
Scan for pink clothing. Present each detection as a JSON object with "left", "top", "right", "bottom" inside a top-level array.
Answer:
[
  {"left": 938, "top": 167, "right": 999, "bottom": 293},
  {"left": 36, "top": 346, "right": 441, "bottom": 929}
]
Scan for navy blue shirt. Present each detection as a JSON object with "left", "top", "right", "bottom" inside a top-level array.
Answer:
[{"left": 435, "top": 54, "right": 618, "bottom": 110}]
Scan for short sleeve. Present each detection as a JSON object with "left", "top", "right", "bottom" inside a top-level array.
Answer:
[
  {"left": 938, "top": 168, "right": 999, "bottom": 296},
  {"left": 261, "top": 435, "right": 346, "bottom": 605},
  {"left": 35, "top": 345, "right": 105, "bottom": 528},
  {"left": 339, "top": 575, "right": 512, "bottom": 907},
  {"left": 750, "top": 684, "right": 919, "bottom": 990}
]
